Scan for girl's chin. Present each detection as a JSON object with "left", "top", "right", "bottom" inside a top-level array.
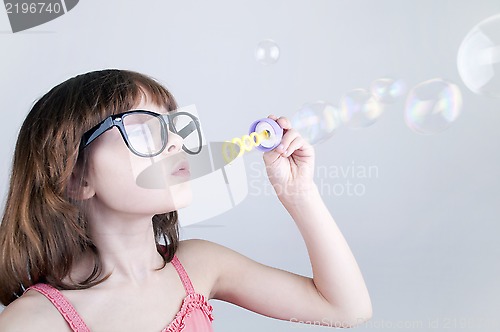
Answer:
[{"left": 166, "top": 186, "right": 193, "bottom": 211}]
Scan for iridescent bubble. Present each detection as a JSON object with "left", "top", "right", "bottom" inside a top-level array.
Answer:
[
  {"left": 457, "top": 14, "right": 500, "bottom": 98},
  {"left": 405, "top": 78, "right": 462, "bottom": 135},
  {"left": 370, "top": 78, "right": 407, "bottom": 104},
  {"left": 340, "top": 89, "right": 384, "bottom": 129},
  {"left": 291, "top": 101, "right": 342, "bottom": 145},
  {"left": 255, "top": 39, "right": 280, "bottom": 65}
]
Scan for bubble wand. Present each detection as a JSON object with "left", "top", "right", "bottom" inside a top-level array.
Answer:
[{"left": 222, "top": 118, "right": 284, "bottom": 163}]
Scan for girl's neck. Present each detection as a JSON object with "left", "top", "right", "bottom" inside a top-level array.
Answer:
[{"left": 83, "top": 211, "right": 166, "bottom": 286}]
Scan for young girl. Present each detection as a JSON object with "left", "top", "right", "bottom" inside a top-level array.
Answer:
[{"left": 0, "top": 69, "right": 372, "bottom": 331}]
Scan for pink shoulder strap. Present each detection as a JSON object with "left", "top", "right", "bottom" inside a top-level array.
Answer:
[
  {"left": 27, "top": 283, "right": 90, "bottom": 332},
  {"left": 171, "top": 254, "right": 195, "bottom": 295}
]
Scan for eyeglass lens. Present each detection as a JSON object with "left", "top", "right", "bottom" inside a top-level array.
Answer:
[
  {"left": 122, "top": 112, "right": 201, "bottom": 156},
  {"left": 123, "top": 113, "right": 165, "bottom": 156},
  {"left": 171, "top": 113, "right": 200, "bottom": 153}
]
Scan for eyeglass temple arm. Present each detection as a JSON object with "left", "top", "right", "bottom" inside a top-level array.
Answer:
[{"left": 80, "top": 117, "right": 114, "bottom": 150}]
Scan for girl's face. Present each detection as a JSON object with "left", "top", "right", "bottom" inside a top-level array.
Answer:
[{"left": 83, "top": 98, "right": 192, "bottom": 219}]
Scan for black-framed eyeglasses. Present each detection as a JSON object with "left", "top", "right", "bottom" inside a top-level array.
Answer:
[{"left": 79, "top": 110, "right": 202, "bottom": 157}]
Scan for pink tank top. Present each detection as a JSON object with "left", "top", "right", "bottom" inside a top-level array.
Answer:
[{"left": 25, "top": 254, "right": 214, "bottom": 332}]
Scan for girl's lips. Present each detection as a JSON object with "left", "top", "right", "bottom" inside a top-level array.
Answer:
[{"left": 171, "top": 160, "right": 190, "bottom": 177}]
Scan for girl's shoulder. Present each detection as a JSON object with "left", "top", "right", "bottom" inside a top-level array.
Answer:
[
  {"left": 175, "top": 239, "right": 224, "bottom": 299},
  {"left": 176, "top": 238, "right": 225, "bottom": 263},
  {"left": 176, "top": 238, "right": 218, "bottom": 254},
  {"left": 0, "top": 289, "right": 70, "bottom": 331},
  {"left": 176, "top": 238, "right": 248, "bottom": 270},
  {"left": 176, "top": 238, "right": 242, "bottom": 300},
  {"left": 176, "top": 238, "right": 238, "bottom": 270}
]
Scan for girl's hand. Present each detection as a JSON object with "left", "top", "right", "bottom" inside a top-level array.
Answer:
[{"left": 263, "top": 115, "right": 316, "bottom": 203}]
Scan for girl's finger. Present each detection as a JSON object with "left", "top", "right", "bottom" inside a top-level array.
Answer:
[
  {"left": 267, "top": 115, "right": 291, "bottom": 130},
  {"left": 275, "top": 128, "right": 300, "bottom": 154},
  {"left": 280, "top": 128, "right": 300, "bottom": 146},
  {"left": 276, "top": 116, "right": 291, "bottom": 130},
  {"left": 283, "top": 135, "right": 305, "bottom": 157}
]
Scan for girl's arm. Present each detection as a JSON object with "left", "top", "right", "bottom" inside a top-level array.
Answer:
[
  {"left": 206, "top": 115, "right": 372, "bottom": 328},
  {"left": 282, "top": 185, "right": 373, "bottom": 324}
]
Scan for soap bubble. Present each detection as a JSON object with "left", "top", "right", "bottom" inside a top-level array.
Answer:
[
  {"left": 457, "top": 14, "right": 500, "bottom": 98},
  {"left": 340, "top": 88, "right": 384, "bottom": 129},
  {"left": 291, "top": 101, "right": 342, "bottom": 145},
  {"left": 255, "top": 39, "right": 280, "bottom": 65},
  {"left": 405, "top": 78, "right": 462, "bottom": 135},
  {"left": 370, "top": 78, "right": 407, "bottom": 104}
]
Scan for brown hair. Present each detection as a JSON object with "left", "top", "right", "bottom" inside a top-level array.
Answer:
[{"left": 0, "top": 69, "right": 180, "bottom": 305}]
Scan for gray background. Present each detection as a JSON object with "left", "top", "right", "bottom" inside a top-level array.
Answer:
[{"left": 1, "top": 0, "right": 500, "bottom": 331}]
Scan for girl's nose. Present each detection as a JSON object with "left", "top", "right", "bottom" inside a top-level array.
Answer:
[{"left": 166, "top": 130, "right": 184, "bottom": 153}]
